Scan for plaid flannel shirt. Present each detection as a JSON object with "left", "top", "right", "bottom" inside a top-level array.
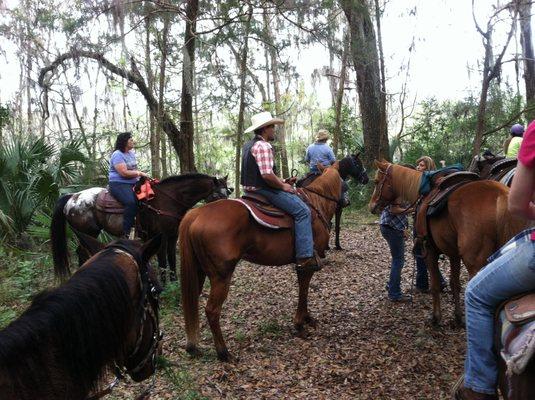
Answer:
[
  {"left": 243, "top": 138, "right": 275, "bottom": 191},
  {"left": 380, "top": 206, "right": 408, "bottom": 231}
]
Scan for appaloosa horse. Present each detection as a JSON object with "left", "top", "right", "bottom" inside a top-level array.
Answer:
[
  {"left": 179, "top": 157, "right": 365, "bottom": 361},
  {"left": 51, "top": 173, "right": 231, "bottom": 283},
  {"left": 369, "top": 160, "right": 529, "bottom": 326},
  {"left": 297, "top": 153, "right": 369, "bottom": 249},
  {"left": 0, "top": 234, "right": 162, "bottom": 400}
]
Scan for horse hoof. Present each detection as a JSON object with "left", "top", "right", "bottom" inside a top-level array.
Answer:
[
  {"left": 429, "top": 315, "right": 441, "bottom": 328},
  {"left": 217, "top": 349, "right": 233, "bottom": 362},
  {"left": 334, "top": 246, "right": 343, "bottom": 251},
  {"left": 454, "top": 316, "right": 465, "bottom": 328},
  {"left": 186, "top": 344, "right": 202, "bottom": 358}
]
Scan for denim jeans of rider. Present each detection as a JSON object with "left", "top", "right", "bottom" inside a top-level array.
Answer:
[
  {"left": 380, "top": 224, "right": 405, "bottom": 300},
  {"left": 255, "top": 188, "right": 313, "bottom": 259},
  {"left": 109, "top": 181, "right": 138, "bottom": 235},
  {"left": 464, "top": 240, "right": 535, "bottom": 394}
]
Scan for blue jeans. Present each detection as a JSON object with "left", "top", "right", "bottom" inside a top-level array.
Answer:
[
  {"left": 464, "top": 240, "right": 535, "bottom": 394},
  {"left": 255, "top": 188, "right": 313, "bottom": 259},
  {"left": 415, "top": 257, "right": 447, "bottom": 290},
  {"left": 109, "top": 181, "right": 138, "bottom": 235},
  {"left": 380, "top": 225, "right": 405, "bottom": 300}
]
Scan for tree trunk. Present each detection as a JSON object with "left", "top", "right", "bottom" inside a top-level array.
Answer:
[
  {"left": 144, "top": 10, "right": 160, "bottom": 178},
  {"left": 234, "top": 5, "right": 254, "bottom": 198},
  {"left": 518, "top": 0, "right": 535, "bottom": 122},
  {"left": 333, "top": 31, "right": 349, "bottom": 155},
  {"left": 159, "top": 14, "right": 170, "bottom": 177},
  {"left": 374, "top": 0, "right": 389, "bottom": 160},
  {"left": 263, "top": 10, "right": 289, "bottom": 177},
  {"left": 179, "top": 0, "right": 198, "bottom": 172},
  {"left": 340, "top": 0, "right": 388, "bottom": 167}
]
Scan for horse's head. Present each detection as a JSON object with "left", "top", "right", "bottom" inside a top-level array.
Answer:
[
  {"left": 368, "top": 160, "right": 397, "bottom": 214},
  {"left": 206, "top": 175, "right": 233, "bottom": 202},
  {"left": 339, "top": 153, "right": 369, "bottom": 184},
  {"left": 75, "top": 232, "right": 164, "bottom": 382}
]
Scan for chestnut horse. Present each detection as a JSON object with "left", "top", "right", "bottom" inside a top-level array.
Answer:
[
  {"left": 368, "top": 161, "right": 529, "bottom": 326},
  {"left": 0, "top": 234, "right": 162, "bottom": 400},
  {"left": 179, "top": 157, "right": 365, "bottom": 361}
]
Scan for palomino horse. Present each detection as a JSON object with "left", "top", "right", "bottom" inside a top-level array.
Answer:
[
  {"left": 51, "top": 173, "right": 230, "bottom": 283},
  {"left": 297, "top": 153, "right": 369, "bottom": 249},
  {"left": 368, "top": 161, "right": 529, "bottom": 326},
  {"left": 0, "top": 234, "right": 162, "bottom": 400},
  {"left": 179, "top": 157, "right": 366, "bottom": 361}
]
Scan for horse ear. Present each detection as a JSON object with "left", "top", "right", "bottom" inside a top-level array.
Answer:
[
  {"left": 73, "top": 230, "right": 105, "bottom": 256},
  {"left": 141, "top": 233, "right": 162, "bottom": 265},
  {"left": 317, "top": 162, "right": 326, "bottom": 172},
  {"left": 331, "top": 160, "right": 340, "bottom": 170},
  {"left": 224, "top": 174, "right": 228, "bottom": 181}
]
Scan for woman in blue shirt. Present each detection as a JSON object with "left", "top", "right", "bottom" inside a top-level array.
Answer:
[{"left": 108, "top": 132, "right": 148, "bottom": 238}]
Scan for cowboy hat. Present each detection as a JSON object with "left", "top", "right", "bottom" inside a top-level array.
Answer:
[
  {"left": 244, "top": 111, "right": 284, "bottom": 133},
  {"left": 315, "top": 129, "right": 330, "bottom": 141}
]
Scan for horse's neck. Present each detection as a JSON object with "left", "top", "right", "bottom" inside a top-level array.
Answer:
[
  {"left": 391, "top": 165, "right": 421, "bottom": 203},
  {"left": 161, "top": 179, "right": 211, "bottom": 204},
  {"left": 307, "top": 170, "right": 340, "bottom": 218}
]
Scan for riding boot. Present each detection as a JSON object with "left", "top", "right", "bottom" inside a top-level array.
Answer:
[
  {"left": 452, "top": 376, "right": 498, "bottom": 400},
  {"left": 295, "top": 251, "right": 322, "bottom": 273}
]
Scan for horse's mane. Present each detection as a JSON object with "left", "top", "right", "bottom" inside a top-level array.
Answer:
[
  {"left": 158, "top": 172, "right": 214, "bottom": 185},
  {"left": 391, "top": 164, "right": 422, "bottom": 202},
  {"left": 0, "top": 250, "right": 135, "bottom": 398}
]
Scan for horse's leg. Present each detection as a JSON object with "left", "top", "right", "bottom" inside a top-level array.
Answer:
[
  {"left": 425, "top": 248, "right": 443, "bottom": 326},
  {"left": 293, "top": 269, "right": 316, "bottom": 336},
  {"left": 205, "top": 274, "right": 233, "bottom": 361},
  {"left": 167, "top": 235, "right": 178, "bottom": 282},
  {"left": 334, "top": 206, "right": 342, "bottom": 250},
  {"left": 76, "top": 231, "right": 100, "bottom": 266},
  {"left": 157, "top": 240, "right": 168, "bottom": 286},
  {"left": 449, "top": 256, "right": 463, "bottom": 327}
]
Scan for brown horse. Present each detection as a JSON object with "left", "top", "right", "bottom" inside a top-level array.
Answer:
[
  {"left": 368, "top": 160, "right": 529, "bottom": 326},
  {"left": 51, "top": 173, "right": 231, "bottom": 283},
  {"left": 0, "top": 234, "right": 162, "bottom": 400},
  {"left": 179, "top": 158, "right": 363, "bottom": 361},
  {"left": 297, "top": 153, "right": 369, "bottom": 249}
]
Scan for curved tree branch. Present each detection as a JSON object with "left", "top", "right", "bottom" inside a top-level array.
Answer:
[{"left": 38, "top": 49, "right": 182, "bottom": 157}]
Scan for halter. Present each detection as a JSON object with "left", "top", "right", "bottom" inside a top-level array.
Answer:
[
  {"left": 86, "top": 247, "right": 162, "bottom": 400},
  {"left": 373, "top": 164, "right": 422, "bottom": 215}
]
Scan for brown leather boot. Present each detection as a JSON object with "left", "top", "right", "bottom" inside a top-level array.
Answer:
[
  {"left": 295, "top": 252, "right": 322, "bottom": 273},
  {"left": 452, "top": 376, "right": 498, "bottom": 400}
]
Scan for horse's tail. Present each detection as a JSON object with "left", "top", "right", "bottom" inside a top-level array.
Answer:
[
  {"left": 51, "top": 194, "right": 73, "bottom": 280},
  {"left": 179, "top": 209, "right": 202, "bottom": 352}
]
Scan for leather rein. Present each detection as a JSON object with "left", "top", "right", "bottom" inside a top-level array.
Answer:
[
  {"left": 299, "top": 186, "right": 339, "bottom": 231},
  {"left": 86, "top": 247, "right": 162, "bottom": 400}
]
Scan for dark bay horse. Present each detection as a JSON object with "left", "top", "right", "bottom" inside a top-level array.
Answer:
[
  {"left": 297, "top": 153, "right": 369, "bottom": 249},
  {"left": 368, "top": 161, "right": 529, "bottom": 326},
  {"left": 51, "top": 173, "right": 230, "bottom": 283},
  {"left": 179, "top": 158, "right": 364, "bottom": 361},
  {"left": 0, "top": 234, "right": 162, "bottom": 400}
]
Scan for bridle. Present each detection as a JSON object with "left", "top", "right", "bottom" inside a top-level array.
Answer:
[
  {"left": 371, "top": 164, "right": 396, "bottom": 214},
  {"left": 86, "top": 247, "right": 162, "bottom": 400}
]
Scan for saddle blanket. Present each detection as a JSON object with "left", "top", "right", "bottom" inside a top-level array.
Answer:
[{"left": 499, "top": 309, "right": 535, "bottom": 375}]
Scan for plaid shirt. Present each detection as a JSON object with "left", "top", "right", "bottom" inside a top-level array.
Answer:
[
  {"left": 243, "top": 138, "right": 275, "bottom": 191},
  {"left": 487, "top": 227, "right": 535, "bottom": 263},
  {"left": 380, "top": 206, "right": 408, "bottom": 231}
]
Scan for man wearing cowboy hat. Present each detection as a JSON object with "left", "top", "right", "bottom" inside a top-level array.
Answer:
[
  {"left": 305, "top": 129, "right": 336, "bottom": 173},
  {"left": 241, "top": 111, "right": 320, "bottom": 272}
]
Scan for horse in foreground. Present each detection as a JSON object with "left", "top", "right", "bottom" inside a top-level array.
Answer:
[
  {"left": 0, "top": 234, "right": 162, "bottom": 400},
  {"left": 51, "top": 173, "right": 230, "bottom": 283},
  {"left": 368, "top": 161, "right": 529, "bottom": 326},
  {"left": 297, "top": 153, "right": 369, "bottom": 249},
  {"left": 179, "top": 157, "right": 366, "bottom": 361}
]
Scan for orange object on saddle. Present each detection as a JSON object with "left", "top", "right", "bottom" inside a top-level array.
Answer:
[{"left": 135, "top": 179, "right": 156, "bottom": 201}]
